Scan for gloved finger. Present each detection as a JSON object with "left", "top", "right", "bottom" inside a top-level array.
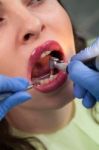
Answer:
[
  {"left": 0, "top": 75, "right": 29, "bottom": 92},
  {"left": 0, "top": 92, "right": 32, "bottom": 120},
  {"left": 73, "top": 83, "right": 86, "bottom": 98},
  {"left": 71, "top": 37, "right": 99, "bottom": 61},
  {"left": 82, "top": 92, "right": 96, "bottom": 108},
  {"left": 68, "top": 60, "right": 99, "bottom": 100}
]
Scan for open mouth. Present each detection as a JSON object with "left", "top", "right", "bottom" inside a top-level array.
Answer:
[{"left": 28, "top": 40, "right": 68, "bottom": 93}]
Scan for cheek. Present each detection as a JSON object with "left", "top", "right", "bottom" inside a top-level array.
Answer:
[
  {"left": 48, "top": 6, "right": 75, "bottom": 53},
  {"left": 0, "top": 28, "right": 29, "bottom": 77},
  {"left": 0, "top": 47, "right": 28, "bottom": 78}
]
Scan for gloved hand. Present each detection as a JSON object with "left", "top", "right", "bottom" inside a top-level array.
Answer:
[
  {"left": 0, "top": 75, "right": 32, "bottom": 120},
  {"left": 68, "top": 37, "right": 99, "bottom": 108}
]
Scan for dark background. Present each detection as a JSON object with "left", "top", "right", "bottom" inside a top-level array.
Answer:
[{"left": 62, "top": 0, "right": 99, "bottom": 39}]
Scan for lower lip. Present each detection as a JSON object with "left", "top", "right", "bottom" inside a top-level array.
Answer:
[{"left": 34, "top": 71, "right": 67, "bottom": 93}]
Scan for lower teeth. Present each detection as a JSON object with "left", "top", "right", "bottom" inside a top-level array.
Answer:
[{"left": 34, "top": 74, "right": 57, "bottom": 86}]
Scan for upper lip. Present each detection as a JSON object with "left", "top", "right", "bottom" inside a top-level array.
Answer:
[{"left": 27, "top": 40, "right": 65, "bottom": 80}]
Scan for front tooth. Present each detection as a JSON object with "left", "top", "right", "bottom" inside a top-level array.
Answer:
[
  {"left": 40, "top": 79, "right": 49, "bottom": 85},
  {"left": 40, "top": 80, "right": 45, "bottom": 85},
  {"left": 44, "top": 79, "right": 50, "bottom": 84},
  {"left": 50, "top": 74, "right": 57, "bottom": 81},
  {"left": 41, "top": 51, "right": 51, "bottom": 58},
  {"left": 49, "top": 74, "right": 54, "bottom": 81}
]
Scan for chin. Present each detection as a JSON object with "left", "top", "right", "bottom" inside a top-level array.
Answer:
[
  {"left": 50, "top": 84, "right": 74, "bottom": 109},
  {"left": 21, "top": 79, "right": 74, "bottom": 110},
  {"left": 42, "top": 80, "right": 74, "bottom": 109}
]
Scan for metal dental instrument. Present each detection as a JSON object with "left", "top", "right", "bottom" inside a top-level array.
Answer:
[
  {"left": 49, "top": 55, "right": 99, "bottom": 73},
  {"left": 1, "top": 55, "right": 99, "bottom": 101},
  {"left": 0, "top": 73, "right": 53, "bottom": 101},
  {"left": 0, "top": 69, "right": 52, "bottom": 101},
  {"left": 0, "top": 79, "right": 41, "bottom": 101},
  {"left": 49, "top": 57, "right": 68, "bottom": 72}
]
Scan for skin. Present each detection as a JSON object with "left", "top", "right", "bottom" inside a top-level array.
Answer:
[{"left": 0, "top": 0, "right": 75, "bottom": 133}]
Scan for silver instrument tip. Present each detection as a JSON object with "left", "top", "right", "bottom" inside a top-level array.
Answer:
[{"left": 49, "top": 57, "right": 68, "bottom": 72}]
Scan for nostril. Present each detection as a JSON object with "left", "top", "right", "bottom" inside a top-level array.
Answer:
[
  {"left": 24, "top": 33, "right": 34, "bottom": 41},
  {"left": 41, "top": 25, "right": 45, "bottom": 32}
]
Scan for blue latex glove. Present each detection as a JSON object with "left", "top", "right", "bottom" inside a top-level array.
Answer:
[
  {"left": 0, "top": 75, "right": 32, "bottom": 120},
  {"left": 68, "top": 37, "right": 99, "bottom": 108}
]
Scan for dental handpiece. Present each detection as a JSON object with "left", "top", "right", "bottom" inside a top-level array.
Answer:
[{"left": 50, "top": 55, "right": 99, "bottom": 73}]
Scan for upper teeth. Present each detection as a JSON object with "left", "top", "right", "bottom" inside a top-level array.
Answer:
[{"left": 41, "top": 51, "right": 51, "bottom": 58}]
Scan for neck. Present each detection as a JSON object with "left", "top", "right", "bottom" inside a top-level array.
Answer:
[{"left": 7, "top": 101, "right": 75, "bottom": 134}]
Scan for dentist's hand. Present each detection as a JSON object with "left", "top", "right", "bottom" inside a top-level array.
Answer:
[
  {"left": 0, "top": 75, "right": 32, "bottom": 120},
  {"left": 68, "top": 37, "right": 99, "bottom": 108}
]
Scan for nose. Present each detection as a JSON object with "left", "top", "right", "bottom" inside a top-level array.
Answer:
[{"left": 18, "top": 13, "right": 45, "bottom": 44}]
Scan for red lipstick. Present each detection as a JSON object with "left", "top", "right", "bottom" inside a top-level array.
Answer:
[{"left": 28, "top": 40, "right": 68, "bottom": 93}]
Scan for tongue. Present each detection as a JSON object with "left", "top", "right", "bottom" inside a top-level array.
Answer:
[{"left": 31, "top": 55, "right": 51, "bottom": 78}]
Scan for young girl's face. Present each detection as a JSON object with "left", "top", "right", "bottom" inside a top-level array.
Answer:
[{"left": 0, "top": 0, "right": 75, "bottom": 110}]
